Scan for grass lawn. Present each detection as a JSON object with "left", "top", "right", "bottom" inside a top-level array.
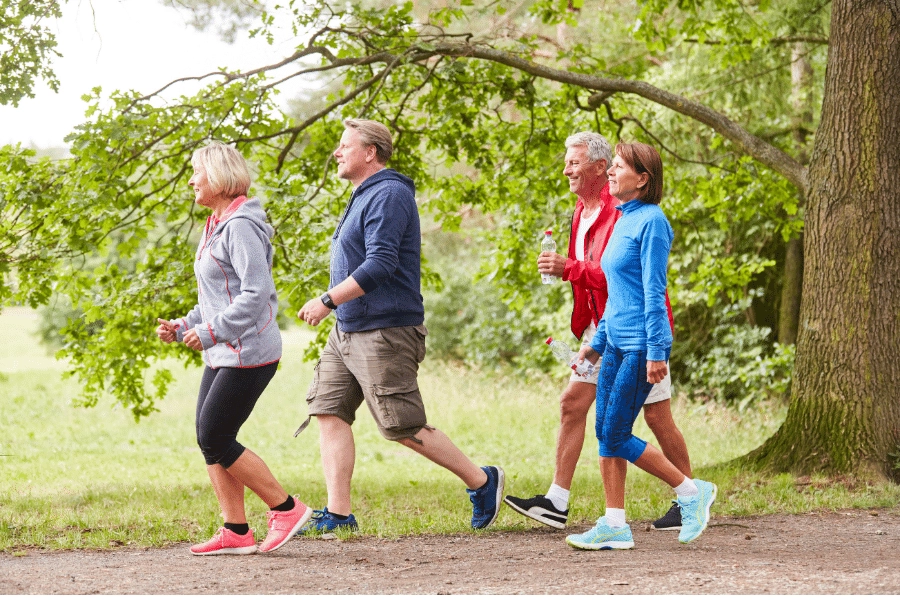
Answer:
[{"left": 1, "top": 307, "right": 898, "bottom": 552}]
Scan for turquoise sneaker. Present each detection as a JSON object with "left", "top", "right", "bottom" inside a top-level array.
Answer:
[
  {"left": 565, "top": 517, "right": 634, "bottom": 550},
  {"left": 678, "top": 479, "right": 717, "bottom": 543}
]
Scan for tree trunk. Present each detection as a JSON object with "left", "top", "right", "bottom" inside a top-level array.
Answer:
[
  {"left": 778, "top": 235, "right": 803, "bottom": 345},
  {"left": 750, "top": 0, "right": 900, "bottom": 479},
  {"left": 778, "top": 43, "right": 814, "bottom": 346}
]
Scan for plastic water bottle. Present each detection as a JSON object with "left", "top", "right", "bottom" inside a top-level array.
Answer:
[
  {"left": 540, "top": 230, "right": 558, "bottom": 284},
  {"left": 546, "top": 337, "right": 596, "bottom": 376}
]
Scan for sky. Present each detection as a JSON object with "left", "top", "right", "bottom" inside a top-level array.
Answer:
[{"left": 0, "top": 0, "right": 302, "bottom": 148}]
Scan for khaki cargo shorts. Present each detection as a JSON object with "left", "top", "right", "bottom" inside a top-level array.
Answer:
[{"left": 304, "top": 324, "right": 429, "bottom": 441}]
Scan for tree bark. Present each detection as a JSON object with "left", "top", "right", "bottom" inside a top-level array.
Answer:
[
  {"left": 750, "top": 0, "right": 900, "bottom": 479},
  {"left": 778, "top": 43, "right": 814, "bottom": 346}
]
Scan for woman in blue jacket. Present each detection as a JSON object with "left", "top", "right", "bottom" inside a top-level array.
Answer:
[{"left": 567, "top": 142, "right": 716, "bottom": 550}]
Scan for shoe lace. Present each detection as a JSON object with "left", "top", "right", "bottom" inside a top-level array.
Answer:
[
  {"left": 310, "top": 509, "right": 328, "bottom": 523},
  {"left": 468, "top": 487, "right": 487, "bottom": 519}
]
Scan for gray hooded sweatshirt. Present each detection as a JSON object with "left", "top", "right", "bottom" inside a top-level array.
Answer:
[{"left": 174, "top": 196, "right": 282, "bottom": 368}]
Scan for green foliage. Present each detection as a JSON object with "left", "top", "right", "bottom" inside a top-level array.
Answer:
[
  {"left": 685, "top": 318, "right": 795, "bottom": 409},
  {"left": 0, "top": 0, "right": 62, "bottom": 106},
  {"left": 422, "top": 225, "right": 571, "bottom": 373},
  {"left": 3, "top": 0, "right": 829, "bottom": 416}
]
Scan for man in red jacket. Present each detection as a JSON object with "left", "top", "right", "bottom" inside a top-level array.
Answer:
[{"left": 503, "top": 132, "right": 691, "bottom": 531}]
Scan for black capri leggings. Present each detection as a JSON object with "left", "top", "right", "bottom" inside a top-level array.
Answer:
[{"left": 195, "top": 362, "right": 279, "bottom": 468}]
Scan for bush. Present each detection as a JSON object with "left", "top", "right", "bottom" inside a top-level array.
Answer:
[{"left": 683, "top": 322, "right": 795, "bottom": 410}]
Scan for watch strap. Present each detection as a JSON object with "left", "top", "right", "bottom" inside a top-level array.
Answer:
[{"left": 320, "top": 292, "right": 337, "bottom": 310}]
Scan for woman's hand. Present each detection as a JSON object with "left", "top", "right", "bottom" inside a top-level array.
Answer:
[
  {"left": 577, "top": 346, "right": 600, "bottom": 366},
  {"left": 156, "top": 318, "right": 177, "bottom": 344},
  {"left": 647, "top": 360, "right": 668, "bottom": 384},
  {"left": 183, "top": 329, "right": 203, "bottom": 351}
]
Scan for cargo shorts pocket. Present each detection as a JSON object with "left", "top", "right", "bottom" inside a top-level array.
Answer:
[{"left": 370, "top": 382, "right": 424, "bottom": 432}]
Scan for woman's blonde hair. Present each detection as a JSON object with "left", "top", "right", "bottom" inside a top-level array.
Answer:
[{"left": 191, "top": 141, "right": 251, "bottom": 198}]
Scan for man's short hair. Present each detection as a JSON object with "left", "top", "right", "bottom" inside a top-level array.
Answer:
[
  {"left": 564, "top": 132, "right": 612, "bottom": 167},
  {"left": 343, "top": 119, "right": 393, "bottom": 164},
  {"left": 191, "top": 141, "right": 251, "bottom": 198}
]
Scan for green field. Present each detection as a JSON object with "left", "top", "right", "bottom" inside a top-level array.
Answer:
[{"left": 1, "top": 307, "right": 898, "bottom": 552}]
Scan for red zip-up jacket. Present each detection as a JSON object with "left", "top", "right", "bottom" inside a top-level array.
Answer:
[{"left": 562, "top": 182, "right": 675, "bottom": 341}]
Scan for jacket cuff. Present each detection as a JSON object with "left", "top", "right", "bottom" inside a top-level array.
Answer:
[
  {"left": 562, "top": 258, "right": 576, "bottom": 281},
  {"left": 351, "top": 267, "right": 378, "bottom": 294},
  {"left": 196, "top": 324, "right": 216, "bottom": 349},
  {"left": 174, "top": 318, "right": 189, "bottom": 342},
  {"left": 647, "top": 346, "right": 671, "bottom": 362}
]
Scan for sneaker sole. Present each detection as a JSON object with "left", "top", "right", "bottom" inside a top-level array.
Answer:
[
  {"left": 190, "top": 545, "right": 258, "bottom": 556},
  {"left": 503, "top": 498, "right": 566, "bottom": 530},
  {"left": 479, "top": 467, "right": 505, "bottom": 529},
  {"left": 566, "top": 538, "right": 634, "bottom": 551},
  {"left": 679, "top": 484, "right": 717, "bottom": 544},
  {"left": 259, "top": 505, "right": 314, "bottom": 553},
  {"left": 650, "top": 524, "right": 682, "bottom": 531}
]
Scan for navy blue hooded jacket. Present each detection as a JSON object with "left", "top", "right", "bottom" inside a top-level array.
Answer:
[{"left": 329, "top": 168, "right": 424, "bottom": 332}]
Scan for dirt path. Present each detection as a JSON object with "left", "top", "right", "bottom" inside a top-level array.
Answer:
[{"left": 2, "top": 509, "right": 898, "bottom": 594}]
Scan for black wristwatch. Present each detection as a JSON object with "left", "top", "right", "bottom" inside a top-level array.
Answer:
[{"left": 320, "top": 292, "right": 337, "bottom": 310}]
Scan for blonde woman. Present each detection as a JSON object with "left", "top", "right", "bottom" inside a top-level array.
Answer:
[{"left": 156, "top": 141, "right": 311, "bottom": 555}]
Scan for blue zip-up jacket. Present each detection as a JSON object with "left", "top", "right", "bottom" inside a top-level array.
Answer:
[
  {"left": 330, "top": 168, "right": 424, "bottom": 332},
  {"left": 591, "top": 199, "right": 674, "bottom": 362}
]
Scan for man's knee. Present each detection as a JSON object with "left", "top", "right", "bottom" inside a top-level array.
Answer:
[
  {"left": 643, "top": 400, "right": 674, "bottom": 435},
  {"left": 383, "top": 423, "right": 431, "bottom": 444},
  {"left": 559, "top": 383, "right": 595, "bottom": 425}
]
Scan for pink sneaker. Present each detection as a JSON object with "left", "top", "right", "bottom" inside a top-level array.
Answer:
[
  {"left": 258, "top": 498, "right": 313, "bottom": 553},
  {"left": 189, "top": 527, "right": 257, "bottom": 556}
]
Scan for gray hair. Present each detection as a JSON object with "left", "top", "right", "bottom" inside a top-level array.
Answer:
[
  {"left": 343, "top": 118, "right": 393, "bottom": 164},
  {"left": 191, "top": 141, "right": 251, "bottom": 198},
  {"left": 564, "top": 131, "right": 612, "bottom": 167}
]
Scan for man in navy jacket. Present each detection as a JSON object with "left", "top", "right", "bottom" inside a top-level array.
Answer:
[{"left": 297, "top": 119, "right": 504, "bottom": 533}]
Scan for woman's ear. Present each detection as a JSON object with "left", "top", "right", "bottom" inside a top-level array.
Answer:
[{"left": 636, "top": 172, "right": 649, "bottom": 189}]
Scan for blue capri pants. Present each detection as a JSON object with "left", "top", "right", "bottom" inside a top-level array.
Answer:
[{"left": 595, "top": 343, "right": 667, "bottom": 462}]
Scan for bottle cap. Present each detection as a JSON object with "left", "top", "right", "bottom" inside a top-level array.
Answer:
[
  {"left": 545, "top": 337, "right": 553, "bottom": 345},
  {"left": 544, "top": 230, "right": 552, "bottom": 235}
]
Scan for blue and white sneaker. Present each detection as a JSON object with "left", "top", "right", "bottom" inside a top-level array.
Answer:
[
  {"left": 467, "top": 466, "right": 504, "bottom": 529},
  {"left": 297, "top": 508, "right": 358, "bottom": 534},
  {"left": 678, "top": 479, "right": 717, "bottom": 543},
  {"left": 566, "top": 517, "right": 634, "bottom": 550}
]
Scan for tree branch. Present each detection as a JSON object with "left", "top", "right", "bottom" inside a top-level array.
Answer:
[{"left": 421, "top": 43, "right": 809, "bottom": 193}]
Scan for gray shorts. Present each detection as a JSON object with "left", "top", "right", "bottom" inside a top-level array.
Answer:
[{"left": 306, "top": 324, "right": 429, "bottom": 441}]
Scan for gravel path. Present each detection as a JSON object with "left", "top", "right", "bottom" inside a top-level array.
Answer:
[{"left": 2, "top": 509, "right": 898, "bottom": 594}]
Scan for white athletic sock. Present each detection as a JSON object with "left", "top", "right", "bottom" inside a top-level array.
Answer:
[
  {"left": 545, "top": 484, "right": 570, "bottom": 512},
  {"left": 674, "top": 477, "right": 699, "bottom": 497},
  {"left": 605, "top": 508, "right": 627, "bottom": 528}
]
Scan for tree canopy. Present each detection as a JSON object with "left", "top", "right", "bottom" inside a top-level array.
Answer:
[{"left": 2, "top": 0, "right": 898, "bottom": 480}]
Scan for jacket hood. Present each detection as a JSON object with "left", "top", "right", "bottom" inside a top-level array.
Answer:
[
  {"left": 216, "top": 196, "right": 275, "bottom": 240},
  {"left": 355, "top": 168, "right": 416, "bottom": 197}
]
